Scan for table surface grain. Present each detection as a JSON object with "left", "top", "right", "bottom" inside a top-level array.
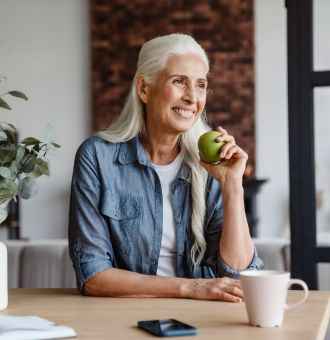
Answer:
[{"left": 1, "top": 289, "right": 330, "bottom": 340}]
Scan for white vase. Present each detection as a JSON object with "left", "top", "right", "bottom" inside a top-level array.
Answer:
[
  {"left": 0, "top": 241, "right": 8, "bottom": 310},
  {"left": 0, "top": 200, "right": 10, "bottom": 224}
]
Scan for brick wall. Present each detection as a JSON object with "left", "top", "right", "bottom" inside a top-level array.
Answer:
[{"left": 90, "top": 0, "right": 255, "bottom": 173}]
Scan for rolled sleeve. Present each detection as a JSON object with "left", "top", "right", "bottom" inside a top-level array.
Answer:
[
  {"left": 204, "top": 177, "right": 264, "bottom": 278},
  {"left": 216, "top": 247, "right": 264, "bottom": 279},
  {"left": 68, "top": 139, "right": 115, "bottom": 294}
]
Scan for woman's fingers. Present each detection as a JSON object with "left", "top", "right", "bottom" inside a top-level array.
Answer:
[
  {"left": 224, "top": 285, "right": 244, "bottom": 299},
  {"left": 216, "top": 126, "right": 227, "bottom": 135},
  {"left": 208, "top": 286, "right": 242, "bottom": 302},
  {"left": 215, "top": 140, "right": 247, "bottom": 161},
  {"left": 213, "top": 130, "right": 236, "bottom": 159},
  {"left": 219, "top": 142, "right": 236, "bottom": 159},
  {"left": 222, "top": 144, "right": 241, "bottom": 160},
  {"left": 212, "top": 126, "right": 247, "bottom": 162},
  {"left": 215, "top": 134, "right": 234, "bottom": 144},
  {"left": 218, "top": 279, "right": 244, "bottom": 298},
  {"left": 219, "top": 291, "right": 242, "bottom": 303},
  {"left": 213, "top": 278, "right": 244, "bottom": 302},
  {"left": 233, "top": 281, "right": 243, "bottom": 289},
  {"left": 187, "top": 278, "right": 244, "bottom": 302}
]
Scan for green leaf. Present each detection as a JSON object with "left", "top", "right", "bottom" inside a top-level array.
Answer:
[
  {"left": 0, "top": 179, "right": 18, "bottom": 202},
  {"left": 16, "top": 145, "right": 26, "bottom": 164},
  {"left": 0, "top": 130, "right": 7, "bottom": 142},
  {"left": 32, "top": 158, "right": 49, "bottom": 177},
  {"left": 0, "top": 204, "right": 9, "bottom": 224},
  {"left": 32, "top": 143, "right": 41, "bottom": 153},
  {"left": 0, "top": 198, "right": 10, "bottom": 205},
  {"left": 0, "top": 122, "right": 16, "bottom": 132},
  {"left": 0, "top": 145, "right": 16, "bottom": 165},
  {"left": 21, "top": 153, "right": 37, "bottom": 173},
  {"left": 7, "top": 123, "right": 16, "bottom": 130},
  {"left": 10, "top": 161, "right": 18, "bottom": 177},
  {"left": 18, "top": 176, "right": 38, "bottom": 199},
  {"left": 8, "top": 90, "right": 28, "bottom": 100},
  {"left": 0, "top": 167, "right": 12, "bottom": 179},
  {"left": 15, "top": 146, "right": 27, "bottom": 174},
  {"left": 0, "top": 123, "right": 17, "bottom": 143},
  {"left": 51, "top": 142, "right": 61, "bottom": 148},
  {"left": 0, "top": 97, "right": 11, "bottom": 110},
  {"left": 21, "top": 137, "right": 41, "bottom": 145}
]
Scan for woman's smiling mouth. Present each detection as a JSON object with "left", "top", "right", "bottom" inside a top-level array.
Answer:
[{"left": 172, "top": 106, "right": 196, "bottom": 119}]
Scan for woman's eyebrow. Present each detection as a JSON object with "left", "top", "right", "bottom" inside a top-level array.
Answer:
[{"left": 168, "top": 74, "right": 208, "bottom": 82}]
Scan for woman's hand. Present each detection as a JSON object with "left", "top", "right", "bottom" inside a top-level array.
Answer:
[
  {"left": 200, "top": 126, "right": 248, "bottom": 185},
  {"left": 181, "top": 277, "right": 243, "bottom": 302}
]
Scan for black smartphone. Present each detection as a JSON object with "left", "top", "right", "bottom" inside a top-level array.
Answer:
[{"left": 137, "top": 319, "right": 197, "bottom": 337}]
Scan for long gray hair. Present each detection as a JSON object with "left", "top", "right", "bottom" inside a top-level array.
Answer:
[{"left": 97, "top": 33, "right": 211, "bottom": 266}]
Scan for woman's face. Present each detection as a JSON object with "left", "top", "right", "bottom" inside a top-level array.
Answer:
[{"left": 140, "top": 53, "right": 208, "bottom": 137}]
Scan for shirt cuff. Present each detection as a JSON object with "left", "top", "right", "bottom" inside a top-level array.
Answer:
[
  {"left": 215, "top": 247, "right": 264, "bottom": 279},
  {"left": 74, "top": 257, "right": 113, "bottom": 294}
]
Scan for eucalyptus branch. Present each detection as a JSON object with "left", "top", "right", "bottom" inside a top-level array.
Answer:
[{"left": 0, "top": 78, "right": 60, "bottom": 224}]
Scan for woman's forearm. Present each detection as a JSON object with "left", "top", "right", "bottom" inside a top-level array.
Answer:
[
  {"left": 84, "top": 267, "right": 244, "bottom": 302},
  {"left": 84, "top": 267, "right": 188, "bottom": 297},
  {"left": 219, "top": 178, "right": 254, "bottom": 270}
]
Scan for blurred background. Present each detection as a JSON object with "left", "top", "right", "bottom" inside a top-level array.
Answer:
[{"left": 0, "top": 0, "right": 329, "bottom": 292}]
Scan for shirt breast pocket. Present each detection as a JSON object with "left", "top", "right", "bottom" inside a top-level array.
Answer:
[{"left": 100, "top": 189, "right": 142, "bottom": 255}]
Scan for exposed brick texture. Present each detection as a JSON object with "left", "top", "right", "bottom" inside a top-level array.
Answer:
[{"left": 90, "top": 0, "right": 255, "bottom": 173}]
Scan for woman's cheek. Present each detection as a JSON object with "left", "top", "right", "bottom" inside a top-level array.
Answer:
[{"left": 163, "top": 85, "right": 177, "bottom": 101}]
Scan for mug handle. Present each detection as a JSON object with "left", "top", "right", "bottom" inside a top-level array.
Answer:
[{"left": 284, "top": 279, "right": 309, "bottom": 311}]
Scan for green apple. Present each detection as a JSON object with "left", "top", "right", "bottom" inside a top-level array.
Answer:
[{"left": 198, "top": 130, "right": 226, "bottom": 164}]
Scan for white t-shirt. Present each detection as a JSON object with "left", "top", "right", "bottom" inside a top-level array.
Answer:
[{"left": 151, "top": 151, "right": 184, "bottom": 277}]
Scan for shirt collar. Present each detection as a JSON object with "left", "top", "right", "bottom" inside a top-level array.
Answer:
[
  {"left": 117, "top": 135, "right": 191, "bottom": 183},
  {"left": 117, "top": 135, "right": 151, "bottom": 166},
  {"left": 177, "top": 162, "right": 192, "bottom": 183}
]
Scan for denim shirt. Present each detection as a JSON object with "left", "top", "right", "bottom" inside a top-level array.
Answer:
[{"left": 68, "top": 135, "right": 263, "bottom": 293}]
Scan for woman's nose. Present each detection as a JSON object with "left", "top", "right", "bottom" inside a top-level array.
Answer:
[{"left": 182, "top": 86, "right": 197, "bottom": 103}]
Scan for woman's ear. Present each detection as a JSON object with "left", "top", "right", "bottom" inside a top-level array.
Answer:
[{"left": 136, "top": 76, "right": 150, "bottom": 104}]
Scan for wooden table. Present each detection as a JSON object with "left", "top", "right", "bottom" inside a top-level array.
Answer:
[{"left": 1, "top": 289, "right": 330, "bottom": 339}]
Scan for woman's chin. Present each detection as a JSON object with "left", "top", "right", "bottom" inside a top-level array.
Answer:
[
  {"left": 170, "top": 117, "right": 196, "bottom": 134},
  {"left": 172, "top": 123, "right": 194, "bottom": 134}
]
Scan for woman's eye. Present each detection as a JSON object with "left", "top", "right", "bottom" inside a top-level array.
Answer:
[{"left": 173, "top": 78, "right": 185, "bottom": 85}]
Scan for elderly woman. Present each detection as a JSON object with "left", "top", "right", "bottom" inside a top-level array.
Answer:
[{"left": 69, "top": 33, "right": 263, "bottom": 302}]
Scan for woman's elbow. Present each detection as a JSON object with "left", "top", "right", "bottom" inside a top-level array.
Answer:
[{"left": 83, "top": 274, "right": 102, "bottom": 296}]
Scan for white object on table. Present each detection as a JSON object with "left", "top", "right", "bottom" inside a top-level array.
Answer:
[
  {"left": 0, "top": 242, "right": 7, "bottom": 311},
  {"left": 0, "top": 315, "right": 77, "bottom": 339}
]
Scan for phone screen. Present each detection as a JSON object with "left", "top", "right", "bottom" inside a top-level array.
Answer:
[
  {"left": 159, "top": 319, "right": 194, "bottom": 332},
  {"left": 138, "top": 319, "right": 197, "bottom": 337}
]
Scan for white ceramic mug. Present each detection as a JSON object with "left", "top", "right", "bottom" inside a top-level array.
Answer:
[{"left": 240, "top": 270, "right": 308, "bottom": 327}]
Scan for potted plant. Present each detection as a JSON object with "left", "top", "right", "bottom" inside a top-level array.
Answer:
[{"left": 0, "top": 79, "right": 60, "bottom": 223}]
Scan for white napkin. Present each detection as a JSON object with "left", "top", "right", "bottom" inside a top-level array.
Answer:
[{"left": 0, "top": 315, "right": 77, "bottom": 339}]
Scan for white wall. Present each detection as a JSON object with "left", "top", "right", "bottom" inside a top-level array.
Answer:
[
  {"left": 255, "top": 0, "right": 330, "bottom": 238},
  {"left": 0, "top": 0, "right": 91, "bottom": 239},
  {"left": 314, "top": 1, "right": 330, "bottom": 236},
  {"left": 255, "top": 0, "right": 289, "bottom": 237}
]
